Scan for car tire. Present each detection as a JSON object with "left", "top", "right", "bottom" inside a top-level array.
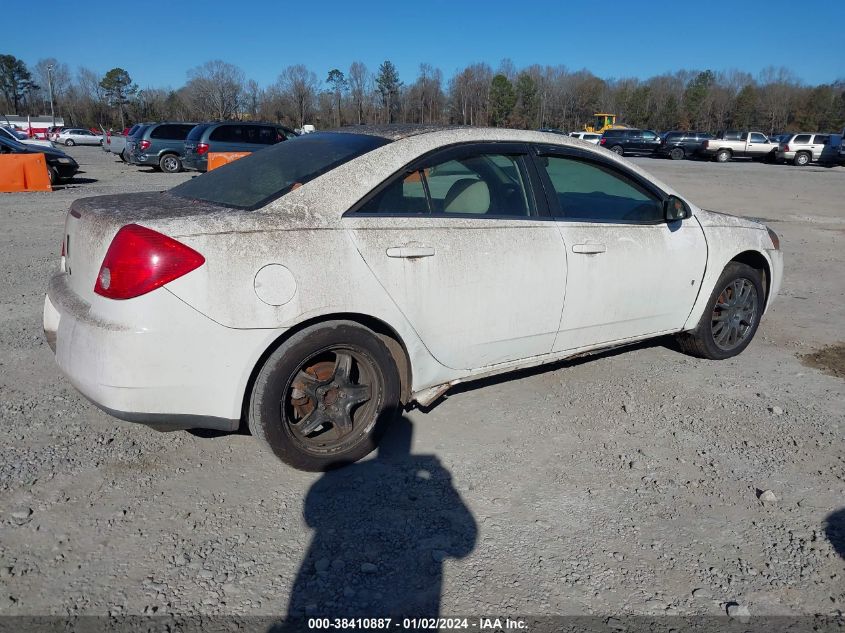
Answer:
[
  {"left": 676, "top": 262, "right": 765, "bottom": 360},
  {"left": 793, "top": 152, "right": 810, "bottom": 166},
  {"left": 248, "top": 320, "right": 401, "bottom": 471},
  {"left": 670, "top": 147, "right": 685, "bottom": 160},
  {"left": 715, "top": 149, "right": 731, "bottom": 163},
  {"left": 159, "top": 154, "right": 182, "bottom": 173},
  {"left": 64, "top": 139, "right": 74, "bottom": 146},
  {"left": 48, "top": 167, "right": 60, "bottom": 186},
  {"left": 610, "top": 145, "right": 624, "bottom": 156},
  {"left": 119, "top": 150, "right": 127, "bottom": 162}
]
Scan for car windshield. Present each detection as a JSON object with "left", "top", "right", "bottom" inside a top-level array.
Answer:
[{"left": 170, "top": 132, "right": 391, "bottom": 210}]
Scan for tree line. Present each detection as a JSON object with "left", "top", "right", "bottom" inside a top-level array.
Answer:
[{"left": 2, "top": 54, "right": 844, "bottom": 134}]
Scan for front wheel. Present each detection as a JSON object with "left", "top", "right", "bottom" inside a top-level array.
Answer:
[
  {"left": 676, "top": 262, "right": 765, "bottom": 360},
  {"left": 248, "top": 321, "right": 400, "bottom": 471},
  {"left": 670, "top": 147, "right": 685, "bottom": 160}
]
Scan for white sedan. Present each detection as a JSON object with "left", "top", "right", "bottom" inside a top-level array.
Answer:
[
  {"left": 43, "top": 127, "right": 783, "bottom": 470},
  {"left": 55, "top": 128, "right": 103, "bottom": 146}
]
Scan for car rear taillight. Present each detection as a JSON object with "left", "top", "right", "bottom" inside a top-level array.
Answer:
[
  {"left": 783, "top": 145, "right": 790, "bottom": 152},
  {"left": 139, "top": 139, "right": 151, "bottom": 151},
  {"left": 94, "top": 224, "right": 205, "bottom": 300},
  {"left": 196, "top": 142, "right": 209, "bottom": 156},
  {"left": 599, "top": 138, "right": 606, "bottom": 145}
]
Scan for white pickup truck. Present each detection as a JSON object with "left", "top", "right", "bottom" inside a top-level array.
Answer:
[
  {"left": 700, "top": 131, "right": 778, "bottom": 163},
  {"left": 101, "top": 126, "right": 129, "bottom": 161}
]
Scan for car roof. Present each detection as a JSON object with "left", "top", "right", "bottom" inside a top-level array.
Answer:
[{"left": 332, "top": 124, "right": 474, "bottom": 141}]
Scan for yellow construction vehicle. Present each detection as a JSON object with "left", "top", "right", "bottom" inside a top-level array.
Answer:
[{"left": 584, "top": 113, "right": 626, "bottom": 133}]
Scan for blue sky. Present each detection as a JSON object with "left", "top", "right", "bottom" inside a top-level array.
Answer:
[{"left": 8, "top": 0, "right": 845, "bottom": 88}]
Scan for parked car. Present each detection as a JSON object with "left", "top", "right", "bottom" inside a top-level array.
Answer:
[
  {"left": 128, "top": 122, "right": 197, "bottom": 173},
  {"left": 0, "top": 135, "right": 78, "bottom": 184},
  {"left": 775, "top": 133, "right": 836, "bottom": 166},
  {"left": 183, "top": 122, "right": 297, "bottom": 172},
  {"left": 43, "top": 127, "right": 783, "bottom": 471},
  {"left": 598, "top": 128, "right": 661, "bottom": 156},
  {"left": 124, "top": 124, "right": 154, "bottom": 160},
  {"left": 839, "top": 129, "right": 845, "bottom": 165},
  {"left": 0, "top": 126, "right": 54, "bottom": 149},
  {"left": 56, "top": 128, "right": 103, "bottom": 146},
  {"left": 700, "top": 131, "right": 778, "bottom": 162},
  {"left": 568, "top": 131, "right": 602, "bottom": 145},
  {"left": 657, "top": 131, "right": 713, "bottom": 160}
]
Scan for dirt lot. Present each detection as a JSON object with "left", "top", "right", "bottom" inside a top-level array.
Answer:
[{"left": 0, "top": 146, "right": 843, "bottom": 621}]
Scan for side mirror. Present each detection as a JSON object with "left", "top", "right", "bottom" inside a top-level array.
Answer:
[{"left": 664, "top": 195, "right": 690, "bottom": 221}]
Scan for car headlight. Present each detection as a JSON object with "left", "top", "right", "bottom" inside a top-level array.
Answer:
[
  {"left": 57, "top": 157, "right": 74, "bottom": 164},
  {"left": 767, "top": 227, "right": 780, "bottom": 250}
]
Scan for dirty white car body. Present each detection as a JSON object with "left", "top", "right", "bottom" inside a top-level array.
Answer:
[{"left": 43, "top": 127, "right": 783, "bottom": 470}]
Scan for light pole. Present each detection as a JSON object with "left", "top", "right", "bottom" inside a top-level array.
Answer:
[{"left": 47, "top": 64, "right": 55, "bottom": 127}]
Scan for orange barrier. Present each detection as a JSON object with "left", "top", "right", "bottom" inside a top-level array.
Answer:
[
  {"left": 207, "top": 152, "right": 250, "bottom": 171},
  {"left": 0, "top": 154, "right": 52, "bottom": 192}
]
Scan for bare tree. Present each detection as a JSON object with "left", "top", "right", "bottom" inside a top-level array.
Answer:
[
  {"left": 276, "top": 64, "right": 319, "bottom": 128},
  {"left": 185, "top": 60, "right": 245, "bottom": 120},
  {"left": 348, "top": 62, "right": 369, "bottom": 125}
]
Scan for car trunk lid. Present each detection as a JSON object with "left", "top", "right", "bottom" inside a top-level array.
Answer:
[{"left": 61, "top": 192, "right": 225, "bottom": 300}]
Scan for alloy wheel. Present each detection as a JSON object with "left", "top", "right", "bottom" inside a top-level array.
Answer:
[{"left": 710, "top": 278, "right": 758, "bottom": 351}]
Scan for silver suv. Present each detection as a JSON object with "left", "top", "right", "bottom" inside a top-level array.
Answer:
[{"left": 776, "top": 133, "right": 834, "bottom": 166}]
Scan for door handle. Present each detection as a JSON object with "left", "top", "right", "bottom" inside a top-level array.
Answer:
[
  {"left": 386, "top": 245, "right": 436, "bottom": 258},
  {"left": 572, "top": 243, "right": 606, "bottom": 254}
]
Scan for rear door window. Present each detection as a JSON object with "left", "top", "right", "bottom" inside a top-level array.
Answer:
[
  {"left": 356, "top": 150, "right": 535, "bottom": 217},
  {"left": 209, "top": 125, "right": 243, "bottom": 143},
  {"left": 812, "top": 134, "right": 828, "bottom": 145},
  {"left": 793, "top": 134, "right": 812, "bottom": 144},
  {"left": 150, "top": 125, "right": 174, "bottom": 139},
  {"left": 258, "top": 126, "right": 278, "bottom": 144}
]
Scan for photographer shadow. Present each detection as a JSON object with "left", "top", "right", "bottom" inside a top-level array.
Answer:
[{"left": 270, "top": 415, "right": 477, "bottom": 629}]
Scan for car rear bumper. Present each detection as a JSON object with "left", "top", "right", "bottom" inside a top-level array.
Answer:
[
  {"left": 182, "top": 155, "right": 207, "bottom": 172},
  {"left": 43, "top": 273, "right": 277, "bottom": 432},
  {"left": 128, "top": 152, "right": 156, "bottom": 166}
]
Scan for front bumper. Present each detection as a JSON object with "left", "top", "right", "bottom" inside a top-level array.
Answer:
[{"left": 43, "top": 273, "right": 277, "bottom": 432}]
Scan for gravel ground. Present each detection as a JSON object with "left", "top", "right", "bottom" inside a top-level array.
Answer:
[{"left": 0, "top": 146, "right": 843, "bottom": 621}]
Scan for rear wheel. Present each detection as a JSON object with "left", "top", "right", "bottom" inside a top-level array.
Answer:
[
  {"left": 159, "top": 154, "right": 182, "bottom": 173},
  {"left": 793, "top": 151, "right": 811, "bottom": 166},
  {"left": 715, "top": 149, "right": 731, "bottom": 163},
  {"left": 64, "top": 139, "right": 74, "bottom": 146},
  {"left": 670, "top": 147, "right": 685, "bottom": 160},
  {"left": 676, "top": 262, "right": 764, "bottom": 360},
  {"left": 610, "top": 144, "right": 624, "bottom": 156},
  {"left": 248, "top": 321, "right": 400, "bottom": 471}
]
